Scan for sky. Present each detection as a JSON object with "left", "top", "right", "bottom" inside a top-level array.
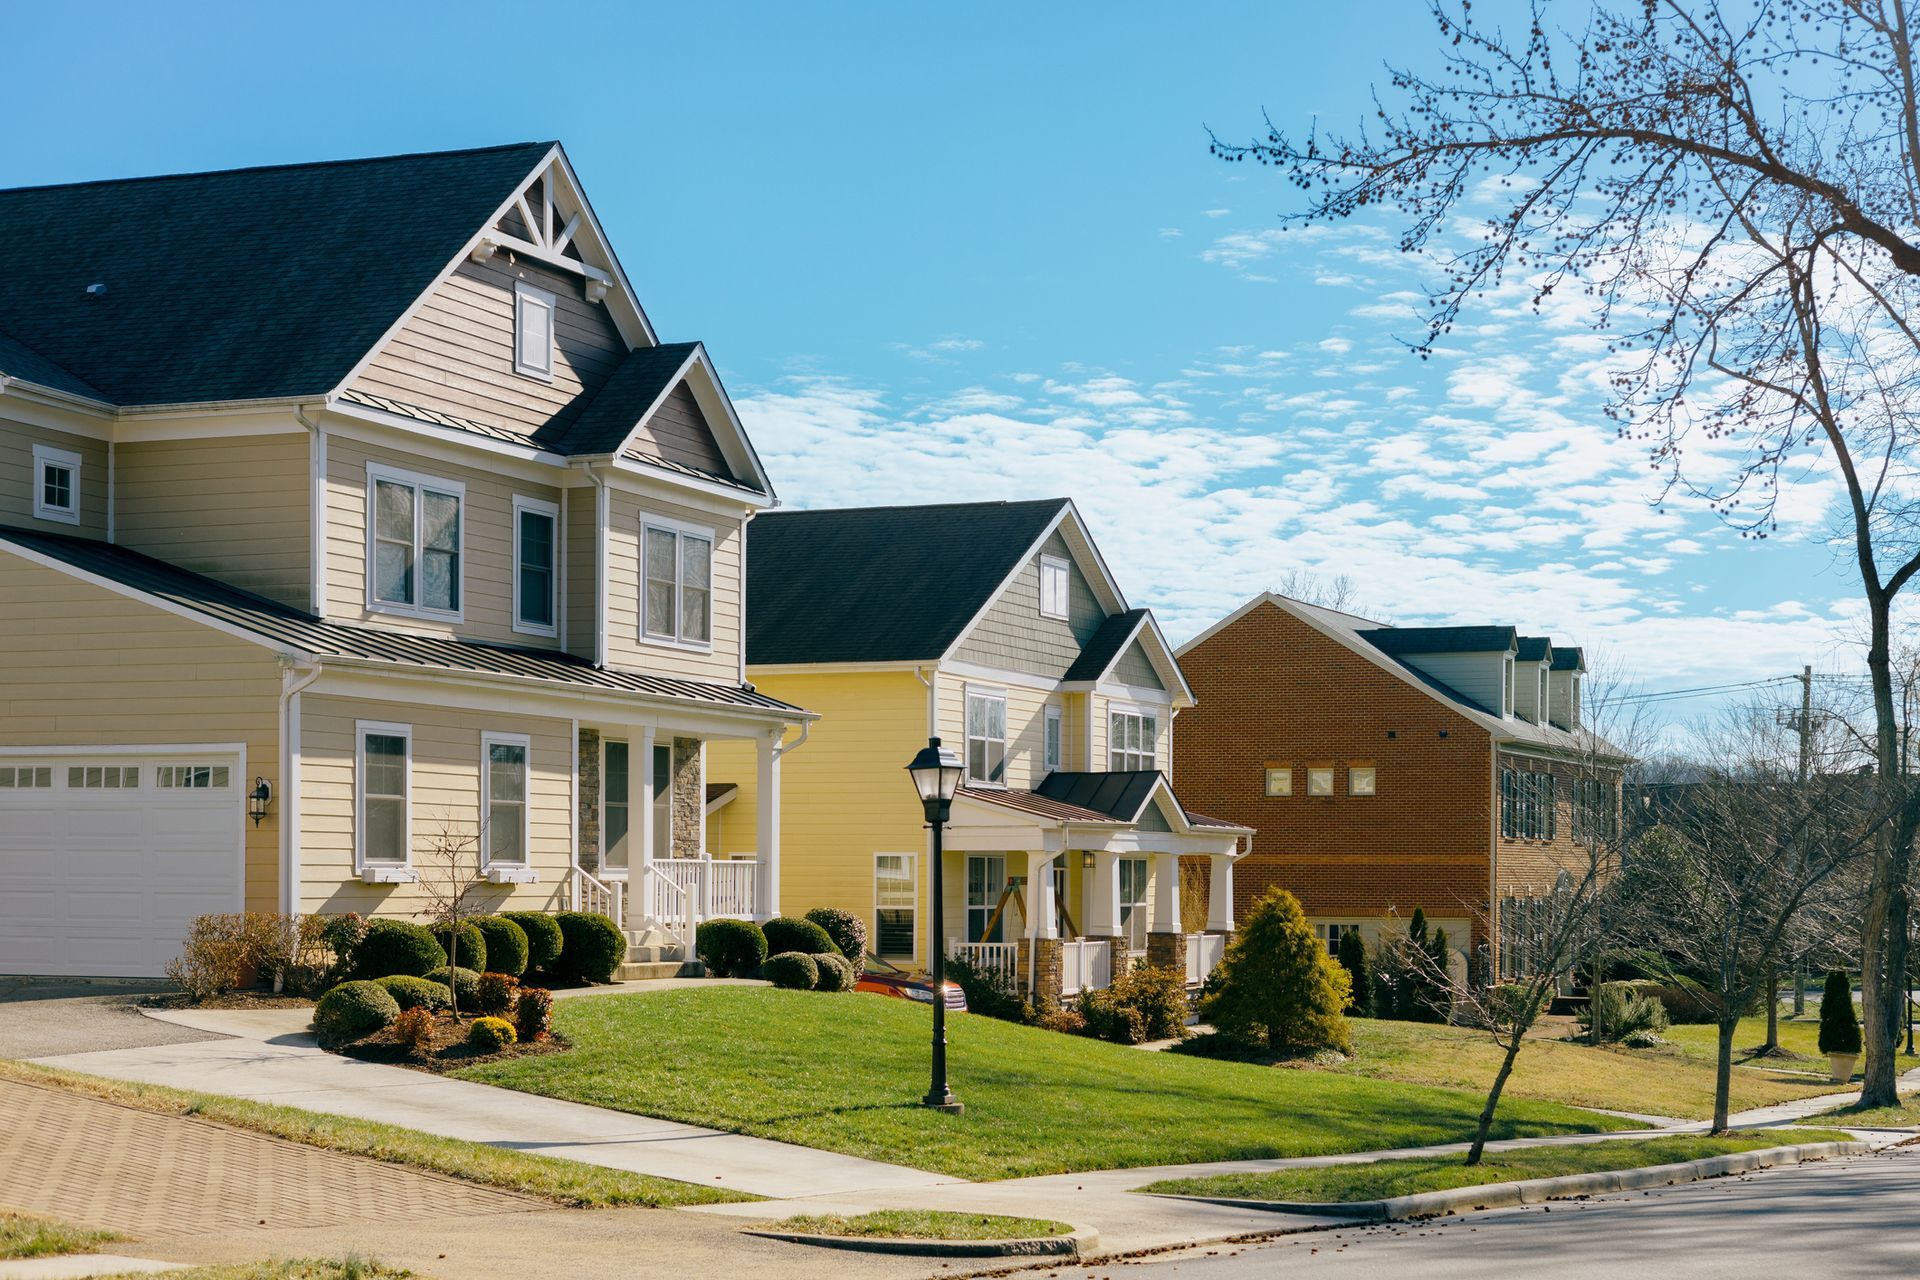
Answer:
[{"left": 0, "top": 1, "right": 1873, "bottom": 728}]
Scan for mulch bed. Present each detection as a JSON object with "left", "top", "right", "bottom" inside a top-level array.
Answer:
[
  {"left": 338, "top": 1012, "right": 570, "bottom": 1074},
  {"left": 143, "top": 991, "right": 317, "bottom": 1011}
]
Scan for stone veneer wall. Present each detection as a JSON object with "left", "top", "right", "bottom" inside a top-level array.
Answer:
[
  {"left": 670, "top": 737, "right": 702, "bottom": 857},
  {"left": 577, "top": 728, "right": 601, "bottom": 872}
]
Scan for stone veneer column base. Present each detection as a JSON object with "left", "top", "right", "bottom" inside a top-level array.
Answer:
[
  {"left": 577, "top": 728, "right": 602, "bottom": 873},
  {"left": 1145, "top": 931, "right": 1184, "bottom": 972},
  {"left": 1030, "top": 937, "right": 1064, "bottom": 1012}
]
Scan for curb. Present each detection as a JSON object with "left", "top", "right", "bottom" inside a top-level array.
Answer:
[
  {"left": 1147, "top": 1140, "right": 1872, "bottom": 1223},
  {"left": 741, "top": 1226, "right": 1097, "bottom": 1258}
]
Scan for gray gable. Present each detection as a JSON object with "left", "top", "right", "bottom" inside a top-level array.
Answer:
[
  {"left": 1112, "top": 637, "right": 1165, "bottom": 690},
  {"left": 950, "top": 529, "right": 1106, "bottom": 678}
]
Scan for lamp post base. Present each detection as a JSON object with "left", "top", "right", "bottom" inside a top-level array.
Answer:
[{"left": 921, "top": 1091, "right": 964, "bottom": 1115}]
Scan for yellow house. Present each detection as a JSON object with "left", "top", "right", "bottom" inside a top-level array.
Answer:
[
  {"left": 707, "top": 499, "right": 1249, "bottom": 1002},
  {"left": 0, "top": 143, "right": 813, "bottom": 977}
]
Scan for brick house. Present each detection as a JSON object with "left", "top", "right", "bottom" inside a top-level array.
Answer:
[{"left": 1172, "top": 593, "right": 1627, "bottom": 979}]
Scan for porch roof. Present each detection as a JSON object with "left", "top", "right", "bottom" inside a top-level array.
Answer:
[{"left": 958, "top": 770, "right": 1252, "bottom": 838}]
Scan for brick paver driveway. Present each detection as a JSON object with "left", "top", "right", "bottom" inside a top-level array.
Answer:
[{"left": 0, "top": 1077, "right": 543, "bottom": 1240}]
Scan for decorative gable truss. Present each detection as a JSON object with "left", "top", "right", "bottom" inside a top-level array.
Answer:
[{"left": 466, "top": 150, "right": 641, "bottom": 326}]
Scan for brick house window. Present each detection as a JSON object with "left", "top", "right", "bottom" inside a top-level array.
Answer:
[
  {"left": 1313, "top": 922, "right": 1355, "bottom": 956},
  {"left": 1264, "top": 765, "right": 1291, "bottom": 796},
  {"left": 1503, "top": 768, "right": 1556, "bottom": 839},
  {"left": 1349, "top": 766, "right": 1376, "bottom": 796},
  {"left": 1306, "top": 767, "right": 1334, "bottom": 796}
]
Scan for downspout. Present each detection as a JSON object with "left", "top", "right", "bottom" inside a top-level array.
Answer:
[
  {"left": 1489, "top": 735, "right": 1500, "bottom": 982},
  {"left": 278, "top": 658, "right": 324, "bottom": 915},
  {"left": 106, "top": 441, "right": 115, "bottom": 543},
  {"left": 294, "top": 404, "right": 327, "bottom": 617},
  {"left": 582, "top": 463, "right": 609, "bottom": 667},
  {"left": 772, "top": 719, "right": 811, "bottom": 760}
]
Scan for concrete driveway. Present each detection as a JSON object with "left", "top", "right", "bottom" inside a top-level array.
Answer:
[{"left": 0, "top": 976, "right": 222, "bottom": 1059}]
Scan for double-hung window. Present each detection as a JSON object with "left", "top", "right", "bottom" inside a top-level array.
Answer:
[
  {"left": 1108, "top": 709, "right": 1157, "bottom": 771},
  {"left": 874, "top": 853, "right": 918, "bottom": 959},
  {"left": 1043, "top": 704, "right": 1063, "bottom": 774},
  {"left": 32, "top": 445, "right": 80, "bottom": 525},
  {"left": 483, "top": 733, "right": 530, "bottom": 866},
  {"left": 1038, "top": 554, "right": 1070, "bottom": 620},
  {"left": 965, "top": 689, "right": 1007, "bottom": 786},
  {"left": 642, "top": 520, "right": 714, "bottom": 647},
  {"left": 513, "top": 496, "right": 558, "bottom": 636},
  {"left": 357, "top": 723, "right": 411, "bottom": 869},
  {"left": 1118, "top": 857, "right": 1149, "bottom": 951},
  {"left": 369, "top": 465, "right": 463, "bottom": 618},
  {"left": 514, "top": 281, "right": 556, "bottom": 380},
  {"left": 966, "top": 855, "right": 1007, "bottom": 942}
]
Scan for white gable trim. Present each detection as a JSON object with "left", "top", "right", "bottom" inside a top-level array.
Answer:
[{"left": 578, "top": 345, "right": 775, "bottom": 501}]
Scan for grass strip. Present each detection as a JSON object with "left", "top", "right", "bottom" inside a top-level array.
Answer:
[
  {"left": 772, "top": 1209, "right": 1073, "bottom": 1241},
  {"left": 1815, "top": 1092, "right": 1920, "bottom": 1128},
  {"left": 1139, "top": 1129, "right": 1856, "bottom": 1203},
  {"left": 0, "top": 1210, "right": 119, "bottom": 1260},
  {"left": 0, "top": 1059, "right": 753, "bottom": 1209}
]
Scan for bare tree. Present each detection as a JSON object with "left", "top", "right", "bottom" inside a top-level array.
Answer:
[
  {"left": 1272, "top": 568, "right": 1372, "bottom": 617},
  {"left": 1221, "top": 0, "right": 1920, "bottom": 1108},
  {"left": 415, "top": 818, "right": 488, "bottom": 1018}
]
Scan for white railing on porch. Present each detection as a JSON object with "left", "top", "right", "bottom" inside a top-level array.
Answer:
[
  {"left": 1061, "top": 939, "right": 1112, "bottom": 996},
  {"left": 947, "top": 940, "right": 1020, "bottom": 988},
  {"left": 570, "top": 867, "right": 624, "bottom": 925},
  {"left": 1185, "top": 932, "right": 1226, "bottom": 986},
  {"left": 644, "top": 864, "right": 697, "bottom": 958},
  {"left": 656, "top": 857, "right": 756, "bottom": 921}
]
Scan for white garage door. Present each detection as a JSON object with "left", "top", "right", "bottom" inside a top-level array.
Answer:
[{"left": 0, "top": 750, "right": 244, "bottom": 977}]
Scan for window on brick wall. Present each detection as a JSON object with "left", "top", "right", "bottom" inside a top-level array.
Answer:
[
  {"left": 1501, "top": 768, "right": 1556, "bottom": 839},
  {"left": 1264, "top": 764, "right": 1291, "bottom": 796},
  {"left": 1313, "top": 922, "right": 1356, "bottom": 956},
  {"left": 1348, "top": 766, "right": 1376, "bottom": 796},
  {"left": 1306, "top": 767, "right": 1334, "bottom": 796}
]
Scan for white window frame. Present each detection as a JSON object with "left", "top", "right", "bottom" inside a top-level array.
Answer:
[
  {"left": 1118, "top": 856, "right": 1150, "bottom": 951},
  {"left": 365, "top": 462, "right": 466, "bottom": 622},
  {"left": 1108, "top": 705, "right": 1159, "bottom": 772},
  {"left": 511, "top": 495, "right": 560, "bottom": 638},
  {"left": 1349, "top": 765, "right": 1377, "bottom": 796},
  {"left": 513, "top": 280, "right": 557, "bottom": 381},
  {"left": 964, "top": 686, "right": 1009, "bottom": 787},
  {"left": 32, "top": 444, "right": 81, "bottom": 525},
  {"left": 1265, "top": 765, "right": 1292, "bottom": 796},
  {"left": 1038, "top": 554, "right": 1071, "bottom": 620},
  {"left": 355, "top": 720, "right": 413, "bottom": 874},
  {"left": 1306, "top": 766, "right": 1335, "bottom": 796},
  {"left": 873, "top": 852, "right": 919, "bottom": 962},
  {"left": 1043, "top": 704, "right": 1064, "bottom": 774},
  {"left": 481, "top": 731, "right": 532, "bottom": 869},
  {"left": 639, "top": 514, "right": 717, "bottom": 652},
  {"left": 1502, "top": 656, "right": 1516, "bottom": 717},
  {"left": 966, "top": 854, "right": 1008, "bottom": 942}
]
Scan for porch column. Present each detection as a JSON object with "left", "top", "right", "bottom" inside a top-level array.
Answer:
[
  {"left": 629, "top": 725, "right": 655, "bottom": 933},
  {"left": 1086, "top": 851, "right": 1121, "bottom": 937},
  {"left": 1146, "top": 851, "right": 1184, "bottom": 971},
  {"left": 754, "top": 728, "right": 781, "bottom": 922},
  {"left": 1026, "top": 852, "right": 1063, "bottom": 1008},
  {"left": 1206, "top": 852, "right": 1236, "bottom": 933}
]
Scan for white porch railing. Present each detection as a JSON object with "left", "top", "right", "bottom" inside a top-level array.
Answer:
[
  {"left": 644, "top": 864, "right": 697, "bottom": 958},
  {"left": 1061, "top": 939, "right": 1113, "bottom": 996},
  {"left": 570, "top": 867, "right": 624, "bottom": 925},
  {"left": 1185, "top": 932, "right": 1226, "bottom": 986},
  {"left": 947, "top": 940, "right": 1020, "bottom": 988},
  {"left": 656, "top": 857, "right": 756, "bottom": 921}
]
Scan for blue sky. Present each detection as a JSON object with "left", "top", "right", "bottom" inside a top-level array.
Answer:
[{"left": 1, "top": 2, "right": 1866, "bottom": 719}]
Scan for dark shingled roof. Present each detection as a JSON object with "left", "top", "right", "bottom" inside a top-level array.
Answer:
[
  {"left": 0, "top": 330, "right": 100, "bottom": 399},
  {"left": 745, "top": 499, "right": 1069, "bottom": 665},
  {"left": 0, "top": 525, "right": 803, "bottom": 716},
  {"left": 1359, "top": 625, "right": 1518, "bottom": 655},
  {"left": 0, "top": 142, "right": 555, "bottom": 405},
  {"left": 1515, "top": 635, "right": 1553, "bottom": 662},
  {"left": 536, "top": 342, "right": 700, "bottom": 455},
  {"left": 1063, "top": 609, "right": 1150, "bottom": 683},
  {"left": 1551, "top": 645, "right": 1586, "bottom": 671},
  {"left": 1035, "top": 771, "right": 1163, "bottom": 823}
]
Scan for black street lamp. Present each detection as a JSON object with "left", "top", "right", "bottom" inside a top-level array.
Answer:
[{"left": 906, "top": 736, "right": 965, "bottom": 1114}]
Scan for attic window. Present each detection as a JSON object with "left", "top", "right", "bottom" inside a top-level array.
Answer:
[
  {"left": 1038, "top": 555, "right": 1070, "bottom": 620},
  {"left": 32, "top": 444, "right": 80, "bottom": 525},
  {"left": 514, "top": 281, "right": 556, "bottom": 380}
]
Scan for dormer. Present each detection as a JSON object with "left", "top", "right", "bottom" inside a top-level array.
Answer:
[
  {"left": 1514, "top": 636, "right": 1554, "bottom": 724},
  {"left": 1356, "top": 625, "right": 1520, "bottom": 718},
  {"left": 1547, "top": 646, "right": 1586, "bottom": 730}
]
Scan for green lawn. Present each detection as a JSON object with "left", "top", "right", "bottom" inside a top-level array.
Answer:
[
  {"left": 0, "top": 1211, "right": 118, "bottom": 1260},
  {"left": 455, "top": 988, "right": 1622, "bottom": 1180},
  {"left": 772, "top": 1210, "right": 1073, "bottom": 1240},
  {"left": 1139, "top": 1129, "right": 1855, "bottom": 1203},
  {"left": 1815, "top": 1092, "right": 1920, "bottom": 1128},
  {"left": 1660, "top": 1011, "right": 1839, "bottom": 1067},
  {"left": 1315, "top": 1019, "right": 1843, "bottom": 1119},
  {"left": 0, "top": 1060, "right": 748, "bottom": 1209}
]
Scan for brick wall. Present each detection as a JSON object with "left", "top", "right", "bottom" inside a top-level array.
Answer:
[
  {"left": 1173, "top": 599, "right": 1497, "bottom": 948},
  {"left": 1493, "top": 751, "right": 1619, "bottom": 896}
]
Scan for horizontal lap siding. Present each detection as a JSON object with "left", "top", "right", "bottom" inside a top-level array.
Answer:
[
  {"left": 938, "top": 675, "right": 1055, "bottom": 792},
  {"left": 564, "top": 487, "right": 597, "bottom": 661},
  {"left": 116, "top": 433, "right": 310, "bottom": 610},
  {"left": 324, "top": 435, "right": 562, "bottom": 649},
  {"left": 0, "top": 554, "right": 282, "bottom": 911},
  {"left": 298, "top": 693, "right": 573, "bottom": 918},
  {"left": 0, "top": 421, "right": 108, "bottom": 538},
  {"left": 602, "top": 489, "right": 743, "bottom": 684},
  {"left": 627, "top": 383, "right": 731, "bottom": 477}
]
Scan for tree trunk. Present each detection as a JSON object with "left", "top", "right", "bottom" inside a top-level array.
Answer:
[
  {"left": 1766, "top": 972, "right": 1779, "bottom": 1054},
  {"left": 450, "top": 932, "right": 460, "bottom": 1019},
  {"left": 1713, "top": 1016, "right": 1736, "bottom": 1135},
  {"left": 1467, "top": 1029, "right": 1525, "bottom": 1166},
  {"left": 1793, "top": 961, "right": 1805, "bottom": 1017}
]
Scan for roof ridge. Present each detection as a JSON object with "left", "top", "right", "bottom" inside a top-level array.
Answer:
[
  {"left": 757, "top": 497, "right": 1070, "bottom": 518},
  {"left": 0, "top": 140, "right": 556, "bottom": 197}
]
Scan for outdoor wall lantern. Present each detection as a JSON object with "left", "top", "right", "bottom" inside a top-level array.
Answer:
[
  {"left": 248, "top": 776, "right": 272, "bottom": 826},
  {"left": 905, "top": 736, "right": 964, "bottom": 1114},
  {"left": 1082, "top": 851, "right": 1096, "bottom": 870}
]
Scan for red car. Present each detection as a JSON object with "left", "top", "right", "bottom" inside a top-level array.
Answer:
[{"left": 855, "top": 957, "right": 967, "bottom": 1011}]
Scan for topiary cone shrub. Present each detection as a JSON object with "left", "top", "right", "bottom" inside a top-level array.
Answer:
[
  {"left": 472, "top": 916, "right": 530, "bottom": 977},
  {"left": 1336, "top": 928, "right": 1369, "bottom": 1016},
  {"left": 696, "top": 918, "right": 767, "bottom": 978},
  {"left": 803, "top": 907, "right": 868, "bottom": 965},
  {"left": 763, "top": 916, "right": 836, "bottom": 957},
  {"left": 1819, "top": 969, "right": 1862, "bottom": 1056},
  {"left": 553, "top": 911, "right": 625, "bottom": 984},
  {"left": 1198, "top": 886, "right": 1353, "bottom": 1055},
  {"left": 501, "top": 912, "right": 564, "bottom": 975}
]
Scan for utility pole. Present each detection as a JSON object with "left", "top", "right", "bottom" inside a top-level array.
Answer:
[
  {"left": 1774, "top": 665, "right": 1813, "bottom": 1049},
  {"left": 1798, "top": 664, "right": 1813, "bottom": 785}
]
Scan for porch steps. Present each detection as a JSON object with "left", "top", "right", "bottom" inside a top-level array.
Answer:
[{"left": 615, "top": 960, "right": 705, "bottom": 982}]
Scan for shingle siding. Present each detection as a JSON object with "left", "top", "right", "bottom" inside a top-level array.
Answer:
[
  {"left": 1112, "top": 638, "right": 1164, "bottom": 690},
  {"left": 950, "top": 531, "right": 1104, "bottom": 677}
]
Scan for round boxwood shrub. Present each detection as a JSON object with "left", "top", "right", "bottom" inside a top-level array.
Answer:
[
  {"left": 812, "top": 953, "right": 856, "bottom": 992},
  {"left": 375, "top": 974, "right": 451, "bottom": 1012},
  {"left": 468, "top": 1016, "right": 518, "bottom": 1052},
  {"left": 762, "top": 916, "right": 835, "bottom": 957},
  {"left": 503, "top": 911, "right": 565, "bottom": 973},
  {"left": 804, "top": 907, "right": 867, "bottom": 965},
  {"left": 696, "top": 918, "right": 767, "bottom": 978},
  {"left": 432, "top": 922, "right": 487, "bottom": 974},
  {"left": 424, "top": 965, "right": 482, "bottom": 1009},
  {"left": 314, "top": 980, "right": 400, "bottom": 1049},
  {"left": 472, "top": 916, "right": 530, "bottom": 978},
  {"left": 764, "top": 951, "right": 819, "bottom": 991},
  {"left": 353, "top": 919, "right": 445, "bottom": 979},
  {"left": 553, "top": 911, "right": 625, "bottom": 983}
]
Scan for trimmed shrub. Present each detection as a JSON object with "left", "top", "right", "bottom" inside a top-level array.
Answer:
[
  {"left": 476, "top": 971, "right": 520, "bottom": 1016},
  {"left": 553, "top": 912, "right": 625, "bottom": 983},
  {"left": 812, "top": 953, "right": 856, "bottom": 992},
  {"left": 1819, "top": 970, "right": 1862, "bottom": 1055},
  {"left": 1336, "top": 928, "right": 1370, "bottom": 1016},
  {"left": 1199, "top": 887, "right": 1353, "bottom": 1055},
  {"left": 375, "top": 974, "right": 451, "bottom": 1012},
  {"left": 469, "top": 1016, "right": 518, "bottom": 1052},
  {"left": 424, "top": 965, "right": 482, "bottom": 1009},
  {"left": 762, "top": 916, "right": 836, "bottom": 957},
  {"left": 1077, "top": 989, "right": 1147, "bottom": 1044},
  {"left": 1485, "top": 982, "right": 1546, "bottom": 1030},
  {"left": 515, "top": 986, "right": 554, "bottom": 1043},
  {"left": 432, "top": 922, "right": 487, "bottom": 975},
  {"left": 166, "top": 914, "right": 261, "bottom": 1001},
  {"left": 764, "top": 952, "right": 819, "bottom": 991},
  {"left": 472, "top": 916, "right": 530, "bottom": 978},
  {"left": 1579, "top": 981, "right": 1669, "bottom": 1043},
  {"left": 803, "top": 907, "right": 868, "bottom": 964},
  {"left": 945, "top": 953, "right": 1034, "bottom": 1024},
  {"left": 503, "top": 911, "right": 564, "bottom": 973},
  {"left": 696, "top": 918, "right": 768, "bottom": 978},
  {"left": 354, "top": 919, "right": 445, "bottom": 980},
  {"left": 1036, "top": 1007, "right": 1088, "bottom": 1036},
  {"left": 314, "top": 980, "right": 400, "bottom": 1049},
  {"left": 393, "top": 1006, "right": 435, "bottom": 1053},
  {"left": 1628, "top": 979, "right": 1719, "bottom": 1024},
  {"left": 318, "top": 913, "right": 369, "bottom": 985},
  {"left": 1102, "top": 964, "right": 1190, "bottom": 1042}
]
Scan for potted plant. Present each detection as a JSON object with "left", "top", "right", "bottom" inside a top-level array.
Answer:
[{"left": 1818, "top": 969, "right": 1861, "bottom": 1083}]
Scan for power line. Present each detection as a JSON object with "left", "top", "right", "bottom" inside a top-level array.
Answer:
[{"left": 1612, "top": 675, "right": 1799, "bottom": 704}]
